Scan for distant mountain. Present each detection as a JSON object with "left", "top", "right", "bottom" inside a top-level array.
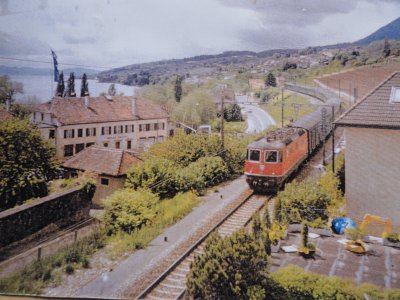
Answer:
[
  {"left": 355, "top": 17, "right": 400, "bottom": 45},
  {"left": 0, "top": 66, "right": 99, "bottom": 77}
]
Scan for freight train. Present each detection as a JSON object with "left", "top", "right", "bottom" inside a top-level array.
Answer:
[{"left": 245, "top": 91, "right": 340, "bottom": 192}]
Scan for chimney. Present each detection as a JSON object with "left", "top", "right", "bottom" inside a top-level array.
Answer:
[
  {"left": 5, "top": 98, "right": 10, "bottom": 112},
  {"left": 132, "top": 97, "right": 137, "bottom": 116},
  {"left": 84, "top": 96, "right": 89, "bottom": 107}
]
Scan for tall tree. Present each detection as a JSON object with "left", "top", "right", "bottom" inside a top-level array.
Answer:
[
  {"left": 80, "top": 73, "right": 89, "bottom": 97},
  {"left": 174, "top": 75, "right": 183, "bottom": 103},
  {"left": 0, "top": 75, "right": 23, "bottom": 105},
  {"left": 187, "top": 230, "right": 269, "bottom": 299},
  {"left": 65, "top": 72, "right": 76, "bottom": 97},
  {"left": 266, "top": 72, "right": 277, "bottom": 87},
  {"left": 56, "top": 72, "right": 65, "bottom": 97},
  {"left": 0, "top": 118, "right": 59, "bottom": 210},
  {"left": 383, "top": 39, "right": 391, "bottom": 58},
  {"left": 108, "top": 83, "right": 117, "bottom": 96}
]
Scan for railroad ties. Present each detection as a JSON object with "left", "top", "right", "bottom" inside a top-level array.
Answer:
[{"left": 142, "top": 195, "right": 267, "bottom": 300}]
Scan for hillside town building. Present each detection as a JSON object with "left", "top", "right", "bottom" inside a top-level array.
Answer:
[
  {"left": 335, "top": 71, "right": 400, "bottom": 231},
  {"left": 30, "top": 96, "right": 170, "bottom": 161},
  {"left": 63, "top": 145, "right": 141, "bottom": 205}
]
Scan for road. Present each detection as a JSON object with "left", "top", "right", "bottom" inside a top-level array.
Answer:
[
  {"left": 236, "top": 93, "right": 276, "bottom": 134},
  {"left": 241, "top": 104, "right": 276, "bottom": 133}
]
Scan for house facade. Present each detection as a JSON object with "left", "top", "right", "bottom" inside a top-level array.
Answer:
[
  {"left": 335, "top": 72, "right": 400, "bottom": 231},
  {"left": 31, "top": 96, "right": 169, "bottom": 161},
  {"left": 63, "top": 145, "right": 142, "bottom": 205}
]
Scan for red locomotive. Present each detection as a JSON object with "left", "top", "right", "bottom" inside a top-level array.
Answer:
[{"left": 245, "top": 106, "right": 336, "bottom": 192}]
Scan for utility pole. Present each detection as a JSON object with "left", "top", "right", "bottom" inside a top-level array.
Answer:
[
  {"left": 281, "top": 88, "right": 284, "bottom": 128},
  {"left": 338, "top": 79, "right": 341, "bottom": 101},
  {"left": 332, "top": 105, "right": 335, "bottom": 173},
  {"left": 221, "top": 92, "right": 225, "bottom": 151}
]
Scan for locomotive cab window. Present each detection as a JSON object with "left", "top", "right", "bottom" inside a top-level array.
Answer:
[
  {"left": 265, "top": 150, "right": 278, "bottom": 163},
  {"left": 248, "top": 149, "right": 260, "bottom": 162}
]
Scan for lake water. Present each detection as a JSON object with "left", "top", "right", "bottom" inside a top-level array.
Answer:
[{"left": 9, "top": 75, "right": 138, "bottom": 103}]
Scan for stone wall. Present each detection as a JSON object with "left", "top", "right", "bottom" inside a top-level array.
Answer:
[{"left": 0, "top": 184, "right": 95, "bottom": 247}]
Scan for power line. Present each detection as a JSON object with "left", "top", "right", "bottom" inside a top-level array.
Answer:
[{"left": 0, "top": 56, "right": 111, "bottom": 70}]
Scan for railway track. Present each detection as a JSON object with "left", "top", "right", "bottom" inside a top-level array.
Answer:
[
  {"left": 0, "top": 217, "right": 97, "bottom": 277},
  {"left": 137, "top": 193, "right": 271, "bottom": 300}
]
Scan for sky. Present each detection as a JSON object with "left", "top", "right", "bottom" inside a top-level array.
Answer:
[{"left": 0, "top": 0, "right": 399, "bottom": 70}]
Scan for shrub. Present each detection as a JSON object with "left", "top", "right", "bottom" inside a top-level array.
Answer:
[
  {"left": 126, "top": 158, "right": 175, "bottom": 198},
  {"left": 269, "top": 265, "right": 400, "bottom": 299},
  {"left": 103, "top": 189, "right": 158, "bottom": 234},
  {"left": 65, "top": 265, "right": 74, "bottom": 275},
  {"left": 187, "top": 230, "right": 269, "bottom": 299},
  {"left": 277, "top": 180, "right": 330, "bottom": 224}
]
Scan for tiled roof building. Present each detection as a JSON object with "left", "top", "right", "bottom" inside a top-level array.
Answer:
[
  {"left": 0, "top": 108, "right": 12, "bottom": 120},
  {"left": 335, "top": 71, "right": 400, "bottom": 231},
  {"left": 31, "top": 96, "right": 170, "bottom": 160},
  {"left": 335, "top": 72, "right": 400, "bottom": 128},
  {"left": 63, "top": 145, "right": 142, "bottom": 205},
  {"left": 63, "top": 145, "right": 141, "bottom": 176}
]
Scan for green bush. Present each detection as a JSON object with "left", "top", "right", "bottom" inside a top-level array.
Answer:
[
  {"left": 103, "top": 189, "right": 158, "bottom": 234},
  {"left": 125, "top": 158, "right": 175, "bottom": 198},
  {"left": 187, "top": 230, "right": 269, "bottom": 299},
  {"left": 269, "top": 265, "right": 400, "bottom": 300},
  {"left": 277, "top": 180, "right": 330, "bottom": 224}
]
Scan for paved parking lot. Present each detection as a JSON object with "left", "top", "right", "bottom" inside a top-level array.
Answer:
[{"left": 270, "top": 232, "right": 400, "bottom": 288}]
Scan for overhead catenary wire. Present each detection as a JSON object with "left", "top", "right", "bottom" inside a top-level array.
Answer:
[{"left": 0, "top": 56, "right": 112, "bottom": 70}]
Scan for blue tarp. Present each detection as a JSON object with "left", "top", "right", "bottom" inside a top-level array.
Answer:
[{"left": 331, "top": 217, "right": 357, "bottom": 234}]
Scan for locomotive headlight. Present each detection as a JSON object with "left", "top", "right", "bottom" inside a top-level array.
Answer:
[{"left": 260, "top": 165, "right": 265, "bottom": 171}]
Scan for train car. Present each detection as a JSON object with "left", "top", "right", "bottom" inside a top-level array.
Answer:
[
  {"left": 245, "top": 104, "right": 339, "bottom": 192},
  {"left": 245, "top": 127, "right": 308, "bottom": 192}
]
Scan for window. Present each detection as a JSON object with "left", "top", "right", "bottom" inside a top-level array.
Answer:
[
  {"left": 86, "top": 142, "right": 94, "bottom": 147},
  {"left": 78, "top": 128, "right": 83, "bottom": 137},
  {"left": 102, "top": 126, "right": 112, "bottom": 135},
  {"left": 154, "top": 123, "right": 159, "bottom": 130},
  {"left": 101, "top": 178, "right": 109, "bottom": 186},
  {"left": 139, "top": 124, "right": 143, "bottom": 132},
  {"left": 249, "top": 149, "right": 260, "bottom": 162},
  {"left": 125, "top": 125, "right": 134, "bottom": 133},
  {"left": 49, "top": 130, "right": 55, "bottom": 139},
  {"left": 64, "top": 129, "right": 74, "bottom": 139},
  {"left": 75, "top": 143, "right": 84, "bottom": 153},
  {"left": 103, "top": 142, "right": 108, "bottom": 147},
  {"left": 390, "top": 87, "right": 400, "bottom": 103},
  {"left": 265, "top": 151, "right": 278, "bottom": 163},
  {"left": 86, "top": 128, "right": 96, "bottom": 137},
  {"left": 41, "top": 113, "right": 44, "bottom": 121},
  {"left": 64, "top": 144, "right": 74, "bottom": 157},
  {"left": 146, "top": 124, "right": 150, "bottom": 131},
  {"left": 158, "top": 136, "right": 164, "bottom": 142},
  {"left": 127, "top": 140, "right": 132, "bottom": 149},
  {"left": 115, "top": 141, "right": 120, "bottom": 149},
  {"left": 162, "top": 123, "right": 165, "bottom": 130},
  {"left": 114, "top": 125, "right": 123, "bottom": 134}
]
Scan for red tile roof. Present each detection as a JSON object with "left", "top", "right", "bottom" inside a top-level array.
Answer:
[
  {"left": 37, "top": 96, "right": 169, "bottom": 125},
  {"left": 0, "top": 109, "right": 12, "bottom": 120},
  {"left": 335, "top": 72, "right": 400, "bottom": 128},
  {"left": 63, "top": 145, "right": 142, "bottom": 176}
]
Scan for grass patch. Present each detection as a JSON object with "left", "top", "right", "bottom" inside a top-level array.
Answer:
[
  {"left": 224, "top": 121, "right": 246, "bottom": 135},
  {"left": 261, "top": 92, "right": 316, "bottom": 127},
  {"left": 0, "top": 230, "right": 105, "bottom": 294},
  {"left": 106, "top": 191, "right": 201, "bottom": 258}
]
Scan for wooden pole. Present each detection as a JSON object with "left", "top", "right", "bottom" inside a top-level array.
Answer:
[
  {"left": 281, "top": 88, "right": 284, "bottom": 128},
  {"left": 332, "top": 105, "right": 335, "bottom": 173},
  {"left": 221, "top": 93, "right": 225, "bottom": 151}
]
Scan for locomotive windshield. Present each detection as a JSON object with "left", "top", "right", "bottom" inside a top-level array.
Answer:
[
  {"left": 265, "top": 150, "right": 278, "bottom": 163},
  {"left": 248, "top": 149, "right": 260, "bottom": 162}
]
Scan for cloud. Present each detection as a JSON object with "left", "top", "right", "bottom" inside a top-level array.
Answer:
[
  {"left": 63, "top": 35, "right": 97, "bottom": 45},
  {"left": 0, "top": 0, "right": 399, "bottom": 68}
]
